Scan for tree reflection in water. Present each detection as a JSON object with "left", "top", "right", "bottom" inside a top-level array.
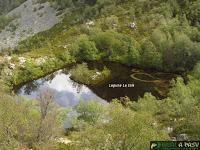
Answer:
[{"left": 15, "top": 62, "right": 176, "bottom": 107}]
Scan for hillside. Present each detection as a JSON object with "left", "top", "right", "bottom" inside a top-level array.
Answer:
[
  {"left": 0, "top": 0, "right": 63, "bottom": 50},
  {"left": 0, "top": 0, "right": 26, "bottom": 15},
  {"left": 0, "top": 0, "right": 200, "bottom": 149},
  {"left": 9, "top": 0, "right": 199, "bottom": 72}
]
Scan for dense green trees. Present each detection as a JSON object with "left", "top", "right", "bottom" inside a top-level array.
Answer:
[
  {"left": 8, "top": 0, "right": 199, "bottom": 72},
  {"left": 71, "top": 30, "right": 141, "bottom": 66},
  {"left": 69, "top": 101, "right": 169, "bottom": 150},
  {"left": 72, "top": 35, "right": 99, "bottom": 61},
  {"left": 140, "top": 40, "right": 162, "bottom": 69},
  {"left": 0, "top": 88, "right": 66, "bottom": 149},
  {"left": 70, "top": 26, "right": 198, "bottom": 71}
]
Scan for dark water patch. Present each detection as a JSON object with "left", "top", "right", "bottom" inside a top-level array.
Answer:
[{"left": 15, "top": 62, "right": 177, "bottom": 107}]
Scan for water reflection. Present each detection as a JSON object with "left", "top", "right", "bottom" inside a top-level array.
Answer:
[
  {"left": 16, "top": 62, "right": 176, "bottom": 107},
  {"left": 17, "top": 70, "right": 105, "bottom": 107}
]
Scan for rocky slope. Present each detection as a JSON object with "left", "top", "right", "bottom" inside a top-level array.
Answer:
[{"left": 0, "top": 0, "right": 62, "bottom": 50}]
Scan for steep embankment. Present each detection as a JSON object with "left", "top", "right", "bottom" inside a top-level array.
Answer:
[{"left": 0, "top": 0, "right": 62, "bottom": 50}]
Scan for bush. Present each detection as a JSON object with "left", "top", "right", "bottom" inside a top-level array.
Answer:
[
  {"left": 70, "top": 63, "right": 111, "bottom": 85},
  {"left": 71, "top": 35, "right": 99, "bottom": 61},
  {"left": 90, "top": 30, "right": 141, "bottom": 64},
  {"left": 0, "top": 15, "right": 13, "bottom": 32},
  {"left": 140, "top": 40, "right": 162, "bottom": 69},
  {"left": 69, "top": 102, "right": 169, "bottom": 150},
  {"left": 162, "top": 33, "right": 200, "bottom": 72},
  {"left": 0, "top": 89, "right": 65, "bottom": 149},
  {"left": 75, "top": 101, "right": 105, "bottom": 124}
]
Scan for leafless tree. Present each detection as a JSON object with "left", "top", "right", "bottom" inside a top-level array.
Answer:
[{"left": 36, "top": 88, "right": 61, "bottom": 143}]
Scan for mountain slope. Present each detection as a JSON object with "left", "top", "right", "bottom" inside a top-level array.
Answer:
[
  {"left": 0, "top": 0, "right": 26, "bottom": 15},
  {"left": 0, "top": 0, "right": 62, "bottom": 50}
]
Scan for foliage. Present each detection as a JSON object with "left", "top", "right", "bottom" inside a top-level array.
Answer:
[
  {"left": 129, "top": 73, "right": 200, "bottom": 140},
  {"left": 8, "top": 0, "right": 199, "bottom": 72},
  {"left": 0, "top": 0, "right": 200, "bottom": 148},
  {"left": 140, "top": 40, "right": 162, "bottom": 69},
  {"left": 71, "top": 35, "right": 99, "bottom": 61},
  {"left": 70, "top": 63, "right": 111, "bottom": 85},
  {"left": 0, "top": 88, "right": 66, "bottom": 149},
  {"left": 69, "top": 102, "right": 169, "bottom": 150},
  {"left": 0, "top": 15, "right": 13, "bottom": 32},
  {"left": 173, "top": 106, "right": 200, "bottom": 140},
  {"left": 131, "top": 93, "right": 160, "bottom": 115},
  {"left": 75, "top": 101, "right": 105, "bottom": 124},
  {"left": 72, "top": 30, "right": 141, "bottom": 65}
]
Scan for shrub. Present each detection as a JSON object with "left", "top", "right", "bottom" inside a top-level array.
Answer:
[
  {"left": 70, "top": 63, "right": 111, "bottom": 85},
  {"left": 0, "top": 15, "right": 13, "bottom": 32},
  {"left": 69, "top": 102, "right": 169, "bottom": 150},
  {"left": 75, "top": 101, "right": 105, "bottom": 124},
  {"left": 140, "top": 40, "right": 162, "bottom": 69},
  {"left": 90, "top": 30, "right": 141, "bottom": 64},
  {"left": 71, "top": 35, "right": 99, "bottom": 61}
]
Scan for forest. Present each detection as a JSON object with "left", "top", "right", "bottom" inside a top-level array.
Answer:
[{"left": 0, "top": 0, "right": 199, "bottom": 149}]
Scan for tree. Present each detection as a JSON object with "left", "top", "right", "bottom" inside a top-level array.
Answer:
[
  {"left": 36, "top": 89, "right": 62, "bottom": 143},
  {"left": 75, "top": 101, "right": 105, "bottom": 124},
  {"left": 174, "top": 106, "right": 200, "bottom": 140},
  {"left": 131, "top": 93, "right": 160, "bottom": 115},
  {"left": 69, "top": 102, "right": 169, "bottom": 150},
  {"left": 187, "top": 1, "right": 200, "bottom": 26},
  {"left": 167, "top": 77, "right": 196, "bottom": 117},
  {"left": 140, "top": 40, "right": 162, "bottom": 69},
  {"left": 171, "top": 33, "right": 199, "bottom": 71},
  {"left": 0, "top": 88, "right": 65, "bottom": 149},
  {"left": 151, "top": 29, "right": 168, "bottom": 52},
  {"left": 72, "top": 35, "right": 99, "bottom": 61}
]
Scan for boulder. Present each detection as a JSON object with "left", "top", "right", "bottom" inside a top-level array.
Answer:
[{"left": 129, "top": 22, "right": 136, "bottom": 29}]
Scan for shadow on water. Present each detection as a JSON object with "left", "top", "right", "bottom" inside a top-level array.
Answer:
[{"left": 14, "top": 62, "right": 177, "bottom": 107}]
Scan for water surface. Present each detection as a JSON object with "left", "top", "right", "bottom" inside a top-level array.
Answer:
[{"left": 15, "top": 62, "right": 176, "bottom": 107}]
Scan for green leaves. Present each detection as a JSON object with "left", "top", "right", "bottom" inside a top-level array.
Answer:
[
  {"left": 72, "top": 35, "right": 99, "bottom": 61},
  {"left": 69, "top": 102, "right": 169, "bottom": 150},
  {"left": 72, "top": 30, "right": 141, "bottom": 65},
  {"left": 75, "top": 101, "right": 105, "bottom": 124},
  {"left": 140, "top": 40, "right": 162, "bottom": 69},
  {"left": 70, "top": 63, "right": 111, "bottom": 85},
  {"left": 0, "top": 89, "right": 66, "bottom": 149}
]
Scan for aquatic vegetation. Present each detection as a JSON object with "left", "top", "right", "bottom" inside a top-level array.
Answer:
[
  {"left": 130, "top": 71, "right": 173, "bottom": 97},
  {"left": 70, "top": 63, "right": 111, "bottom": 85}
]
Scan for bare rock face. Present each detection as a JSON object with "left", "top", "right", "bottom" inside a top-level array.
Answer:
[{"left": 0, "top": 0, "right": 62, "bottom": 51}]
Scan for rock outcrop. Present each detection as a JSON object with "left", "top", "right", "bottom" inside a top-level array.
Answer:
[{"left": 0, "top": 0, "right": 62, "bottom": 51}]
